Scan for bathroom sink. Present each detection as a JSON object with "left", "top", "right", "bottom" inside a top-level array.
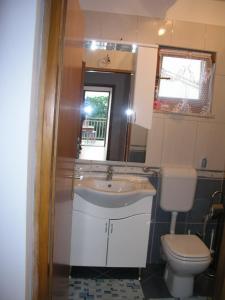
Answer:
[
  {"left": 81, "top": 177, "right": 134, "bottom": 193},
  {"left": 74, "top": 175, "right": 156, "bottom": 208}
]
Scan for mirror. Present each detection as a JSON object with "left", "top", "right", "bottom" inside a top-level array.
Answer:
[{"left": 78, "top": 41, "right": 149, "bottom": 163}]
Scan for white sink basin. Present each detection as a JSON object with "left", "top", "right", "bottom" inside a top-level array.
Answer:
[
  {"left": 83, "top": 178, "right": 134, "bottom": 193},
  {"left": 74, "top": 175, "right": 156, "bottom": 208}
]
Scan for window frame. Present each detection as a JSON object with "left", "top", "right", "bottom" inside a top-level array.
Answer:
[{"left": 154, "top": 46, "right": 216, "bottom": 116}]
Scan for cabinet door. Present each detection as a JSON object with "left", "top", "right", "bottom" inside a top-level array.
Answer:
[
  {"left": 70, "top": 211, "right": 108, "bottom": 266},
  {"left": 107, "top": 214, "right": 150, "bottom": 268}
]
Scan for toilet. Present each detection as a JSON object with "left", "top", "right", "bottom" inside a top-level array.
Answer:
[{"left": 160, "top": 166, "right": 211, "bottom": 298}]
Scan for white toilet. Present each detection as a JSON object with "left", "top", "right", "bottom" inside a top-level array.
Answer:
[{"left": 160, "top": 166, "right": 211, "bottom": 298}]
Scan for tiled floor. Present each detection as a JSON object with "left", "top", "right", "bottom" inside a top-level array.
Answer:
[
  {"left": 71, "top": 264, "right": 215, "bottom": 299},
  {"left": 141, "top": 265, "right": 170, "bottom": 299},
  {"left": 148, "top": 298, "right": 209, "bottom": 300},
  {"left": 68, "top": 278, "right": 144, "bottom": 299}
]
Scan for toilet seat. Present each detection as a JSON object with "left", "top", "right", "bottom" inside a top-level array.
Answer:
[{"left": 161, "top": 234, "right": 211, "bottom": 262}]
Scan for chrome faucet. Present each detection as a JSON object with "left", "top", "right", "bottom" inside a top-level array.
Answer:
[{"left": 106, "top": 165, "right": 113, "bottom": 181}]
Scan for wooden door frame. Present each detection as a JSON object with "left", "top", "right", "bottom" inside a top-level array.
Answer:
[{"left": 34, "top": 0, "right": 67, "bottom": 299}]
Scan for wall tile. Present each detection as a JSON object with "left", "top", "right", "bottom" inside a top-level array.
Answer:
[
  {"left": 147, "top": 222, "right": 155, "bottom": 264},
  {"left": 151, "top": 223, "right": 170, "bottom": 264},
  {"left": 171, "top": 20, "right": 205, "bottom": 50},
  {"left": 137, "top": 17, "right": 173, "bottom": 45},
  {"left": 185, "top": 223, "right": 217, "bottom": 249},
  {"left": 194, "top": 122, "right": 225, "bottom": 170},
  {"left": 150, "top": 196, "right": 157, "bottom": 223},
  {"left": 152, "top": 175, "right": 170, "bottom": 223},
  {"left": 83, "top": 11, "right": 103, "bottom": 39},
  {"left": 222, "top": 179, "right": 225, "bottom": 199},
  {"left": 146, "top": 116, "right": 164, "bottom": 167},
  {"left": 148, "top": 175, "right": 158, "bottom": 190},
  {"left": 187, "top": 197, "right": 211, "bottom": 223},
  {"left": 205, "top": 25, "right": 225, "bottom": 51},
  {"left": 155, "top": 203, "right": 171, "bottom": 223},
  {"left": 101, "top": 13, "right": 138, "bottom": 42},
  {"left": 212, "top": 75, "right": 225, "bottom": 122},
  {"left": 162, "top": 118, "right": 197, "bottom": 166},
  {"left": 185, "top": 223, "right": 204, "bottom": 237},
  {"left": 148, "top": 177, "right": 223, "bottom": 263},
  {"left": 177, "top": 213, "right": 188, "bottom": 223},
  {"left": 148, "top": 175, "right": 159, "bottom": 222},
  {"left": 195, "top": 178, "right": 223, "bottom": 199},
  {"left": 215, "top": 51, "right": 225, "bottom": 76},
  {"left": 204, "top": 223, "right": 218, "bottom": 249},
  {"left": 186, "top": 217, "right": 219, "bottom": 247},
  {"left": 175, "top": 222, "right": 187, "bottom": 234}
]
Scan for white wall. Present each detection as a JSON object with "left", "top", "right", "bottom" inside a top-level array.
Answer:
[
  {"left": 83, "top": 10, "right": 225, "bottom": 171},
  {"left": 0, "top": 1, "right": 39, "bottom": 300},
  {"left": 167, "top": 0, "right": 225, "bottom": 27}
]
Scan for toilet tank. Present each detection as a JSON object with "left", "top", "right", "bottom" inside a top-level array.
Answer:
[{"left": 160, "top": 166, "right": 197, "bottom": 212}]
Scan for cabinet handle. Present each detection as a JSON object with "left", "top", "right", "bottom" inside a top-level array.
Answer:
[
  {"left": 110, "top": 223, "right": 113, "bottom": 234},
  {"left": 105, "top": 222, "right": 108, "bottom": 233}
]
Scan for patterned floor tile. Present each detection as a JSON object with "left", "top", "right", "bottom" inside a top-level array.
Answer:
[
  {"left": 148, "top": 297, "right": 209, "bottom": 300},
  {"left": 69, "top": 278, "right": 144, "bottom": 300}
]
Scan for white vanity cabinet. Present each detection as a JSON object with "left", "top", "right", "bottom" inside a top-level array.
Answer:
[{"left": 70, "top": 189, "right": 154, "bottom": 268}]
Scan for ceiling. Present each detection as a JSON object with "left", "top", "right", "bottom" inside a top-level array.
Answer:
[
  {"left": 80, "top": 0, "right": 176, "bottom": 19},
  {"left": 79, "top": 0, "right": 225, "bottom": 26}
]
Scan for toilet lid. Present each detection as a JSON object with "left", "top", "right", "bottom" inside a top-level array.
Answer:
[{"left": 161, "top": 234, "right": 211, "bottom": 260}]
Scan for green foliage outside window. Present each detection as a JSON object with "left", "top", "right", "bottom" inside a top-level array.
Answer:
[{"left": 85, "top": 95, "right": 109, "bottom": 118}]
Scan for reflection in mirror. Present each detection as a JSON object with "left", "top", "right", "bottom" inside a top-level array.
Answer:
[
  {"left": 80, "top": 85, "right": 112, "bottom": 161},
  {"left": 78, "top": 41, "right": 148, "bottom": 163},
  {"left": 128, "top": 124, "right": 148, "bottom": 163}
]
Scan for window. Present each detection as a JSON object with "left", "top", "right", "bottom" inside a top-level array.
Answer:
[{"left": 154, "top": 47, "right": 215, "bottom": 116}]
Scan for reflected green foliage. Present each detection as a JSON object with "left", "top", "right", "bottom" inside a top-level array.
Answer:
[{"left": 85, "top": 95, "right": 109, "bottom": 118}]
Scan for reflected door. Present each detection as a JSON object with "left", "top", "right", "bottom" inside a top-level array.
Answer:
[{"left": 80, "top": 86, "right": 112, "bottom": 160}]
